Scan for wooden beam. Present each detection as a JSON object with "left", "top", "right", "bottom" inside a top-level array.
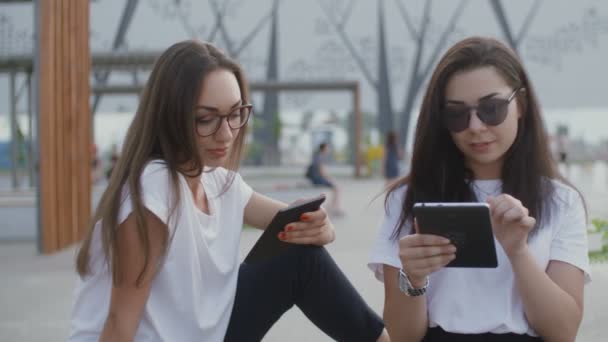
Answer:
[{"left": 38, "top": 0, "right": 91, "bottom": 253}]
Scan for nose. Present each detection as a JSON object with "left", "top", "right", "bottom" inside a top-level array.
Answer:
[
  {"left": 467, "top": 108, "right": 487, "bottom": 131},
  {"left": 214, "top": 117, "right": 234, "bottom": 142}
]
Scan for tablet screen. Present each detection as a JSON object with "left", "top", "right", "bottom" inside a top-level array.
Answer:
[{"left": 413, "top": 202, "right": 498, "bottom": 268}]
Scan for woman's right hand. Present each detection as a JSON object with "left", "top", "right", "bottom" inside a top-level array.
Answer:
[{"left": 398, "top": 221, "right": 457, "bottom": 287}]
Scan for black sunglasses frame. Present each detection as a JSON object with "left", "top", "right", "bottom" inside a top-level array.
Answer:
[{"left": 442, "top": 88, "right": 522, "bottom": 133}]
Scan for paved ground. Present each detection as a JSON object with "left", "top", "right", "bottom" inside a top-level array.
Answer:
[{"left": 1, "top": 163, "right": 607, "bottom": 341}]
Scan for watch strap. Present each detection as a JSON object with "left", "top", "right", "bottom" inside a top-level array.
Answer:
[{"left": 398, "top": 269, "right": 429, "bottom": 297}]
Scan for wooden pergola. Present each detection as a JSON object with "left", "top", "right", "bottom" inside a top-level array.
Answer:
[{"left": 19, "top": 0, "right": 363, "bottom": 253}]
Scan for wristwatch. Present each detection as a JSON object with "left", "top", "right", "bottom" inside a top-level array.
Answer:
[{"left": 398, "top": 269, "right": 429, "bottom": 297}]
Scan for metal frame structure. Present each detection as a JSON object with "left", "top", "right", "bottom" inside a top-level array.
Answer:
[
  {"left": 90, "top": 79, "right": 364, "bottom": 178},
  {"left": 1, "top": 52, "right": 364, "bottom": 185}
]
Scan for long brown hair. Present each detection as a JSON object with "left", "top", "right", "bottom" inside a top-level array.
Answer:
[
  {"left": 387, "top": 37, "right": 578, "bottom": 238},
  {"left": 76, "top": 40, "right": 250, "bottom": 284}
]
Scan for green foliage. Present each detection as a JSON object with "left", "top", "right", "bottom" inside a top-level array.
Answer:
[
  {"left": 590, "top": 218, "right": 608, "bottom": 238},
  {"left": 273, "top": 113, "right": 281, "bottom": 140},
  {"left": 590, "top": 245, "right": 608, "bottom": 263},
  {"left": 591, "top": 218, "right": 608, "bottom": 231},
  {"left": 589, "top": 218, "right": 608, "bottom": 263}
]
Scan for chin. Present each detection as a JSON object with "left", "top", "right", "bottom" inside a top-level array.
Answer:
[
  {"left": 204, "top": 160, "right": 223, "bottom": 168},
  {"left": 208, "top": 157, "right": 230, "bottom": 168},
  {"left": 474, "top": 156, "right": 504, "bottom": 168}
]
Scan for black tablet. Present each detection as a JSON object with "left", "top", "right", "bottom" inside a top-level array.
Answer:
[
  {"left": 243, "top": 195, "right": 326, "bottom": 264},
  {"left": 413, "top": 202, "right": 498, "bottom": 268}
]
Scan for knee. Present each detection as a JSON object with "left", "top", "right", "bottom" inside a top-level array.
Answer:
[
  {"left": 286, "top": 245, "right": 331, "bottom": 265},
  {"left": 288, "top": 244, "right": 327, "bottom": 257}
]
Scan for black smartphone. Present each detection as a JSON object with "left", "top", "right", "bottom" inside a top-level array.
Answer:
[
  {"left": 243, "top": 194, "right": 326, "bottom": 264},
  {"left": 413, "top": 202, "right": 498, "bottom": 268}
]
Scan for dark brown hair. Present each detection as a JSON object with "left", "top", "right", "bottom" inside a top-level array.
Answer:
[
  {"left": 387, "top": 36, "right": 579, "bottom": 238},
  {"left": 76, "top": 40, "right": 250, "bottom": 284}
]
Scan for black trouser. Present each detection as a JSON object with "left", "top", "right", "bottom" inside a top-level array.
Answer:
[
  {"left": 423, "top": 326, "right": 543, "bottom": 342},
  {"left": 224, "top": 245, "right": 384, "bottom": 341}
]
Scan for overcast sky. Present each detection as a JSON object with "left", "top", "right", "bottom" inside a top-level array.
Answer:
[{"left": 1, "top": 0, "right": 607, "bottom": 115}]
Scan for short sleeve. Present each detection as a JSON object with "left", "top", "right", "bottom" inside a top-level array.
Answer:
[
  {"left": 368, "top": 186, "right": 409, "bottom": 282},
  {"left": 550, "top": 187, "right": 591, "bottom": 283},
  {"left": 233, "top": 172, "right": 254, "bottom": 210},
  {"left": 118, "top": 161, "right": 174, "bottom": 226}
]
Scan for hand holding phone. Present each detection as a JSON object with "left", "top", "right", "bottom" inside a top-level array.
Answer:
[
  {"left": 244, "top": 195, "right": 326, "bottom": 264},
  {"left": 279, "top": 196, "right": 334, "bottom": 246}
]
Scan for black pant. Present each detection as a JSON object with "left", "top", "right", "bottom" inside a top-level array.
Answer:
[
  {"left": 423, "top": 327, "right": 543, "bottom": 342},
  {"left": 224, "top": 245, "right": 384, "bottom": 341}
]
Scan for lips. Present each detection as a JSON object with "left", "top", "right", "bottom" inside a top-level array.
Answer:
[
  {"left": 207, "top": 148, "right": 229, "bottom": 157},
  {"left": 469, "top": 141, "right": 493, "bottom": 152}
]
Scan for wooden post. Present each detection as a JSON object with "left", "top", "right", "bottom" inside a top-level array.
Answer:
[{"left": 38, "top": 0, "right": 91, "bottom": 253}]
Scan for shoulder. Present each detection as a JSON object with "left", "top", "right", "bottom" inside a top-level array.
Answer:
[
  {"left": 204, "top": 167, "right": 250, "bottom": 194},
  {"left": 204, "top": 167, "right": 235, "bottom": 185},
  {"left": 541, "top": 178, "right": 586, "bottom": 230},
  {"left": 548, "top": 179, "right": 584, "bottom": 210},
  {"left": 138, "top": 160, "right": 175, "bottom": 194},
  {"left": 385, "top": 184, "right": 408, "bottom": 216},
  {"left": 141, "top": 159, "right": 171, "bottom": 181},
  {"left": 118, "top": 160, "right": 177, "bottom": 225}
]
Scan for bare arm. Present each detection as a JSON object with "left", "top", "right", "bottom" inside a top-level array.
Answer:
[
  {"left": 100, "top": 209, "right": 167, "bottom": 342},
  {"left": 383, "top": 232, "right": 455, "bottom": 341},
  {"left": 243, "top": 192, "right": 335, "bottom": 246},
  {"left": 243, "top": 192, "right": 286, "bottom": 230},
  {"left": 510, "top": 252, "right": 584, "bottom": 342},
  {"left": 383, "top": 266, "right": 428, "bottom": 342},
  {"left": 488, "top": 195, "right": 584, "bottom": 342}
]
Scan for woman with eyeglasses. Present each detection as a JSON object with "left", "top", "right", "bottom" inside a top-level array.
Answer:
[
  {"left": 369, "top": 37, "right": 590, "bottom": 341},
  {"left": 69, "top": 40, "right": 389, "bottom": 342}
]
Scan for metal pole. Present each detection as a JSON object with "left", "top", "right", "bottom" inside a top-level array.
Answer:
[
  {"left": 27, "top": 71, "right": 34, "bottom": 187},
  {"left": 353, "top": 84, "right": 361, "bottom": 178},
  {"left": 9, "top": 70, "right": 18, "bottom": 189}
]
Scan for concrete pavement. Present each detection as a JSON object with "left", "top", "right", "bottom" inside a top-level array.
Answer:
[{"left": 1, "top": 164, "right": 608, "bottom": 341}]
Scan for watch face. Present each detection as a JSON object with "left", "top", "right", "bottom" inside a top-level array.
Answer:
[{"left": 398, "top": 269, "right": 428, "bottom": 297}]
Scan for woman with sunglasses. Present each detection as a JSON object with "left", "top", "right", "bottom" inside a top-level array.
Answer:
[
  {"left": 369, "top": 37, "right": 590, "bottom": 341},
  {"left": 69, "top": 40, "right": 389, "bottom": 342}
]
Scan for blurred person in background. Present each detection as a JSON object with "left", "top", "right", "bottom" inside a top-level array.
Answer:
[
  {"left": 382, "top": 131, "right": 403, "bottom": 185},
  {"left": 306, "top": 142, "right": 344, "bottom": 217}
]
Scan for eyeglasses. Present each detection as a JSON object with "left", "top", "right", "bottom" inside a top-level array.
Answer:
[
  {"left": 195, "top": 104, "right": 253, "bottom": 137},
  {"left": 442, "top": 88, "right": 522, "bottom": 133}
]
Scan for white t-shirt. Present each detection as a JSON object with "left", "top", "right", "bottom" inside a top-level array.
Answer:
[
  {"left": 368, "top": 179, "right": 591, "bottom": 336},
  {"left": 69, "top": 160, "right": 253, "bottom": 342}
]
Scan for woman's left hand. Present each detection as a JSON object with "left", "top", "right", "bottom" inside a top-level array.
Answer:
[
  {"left": 279, "top": 206, "right": 336, "bottom": 246},
  {"left": 487, "top": 194, "right": 536, "bottom": 258}
]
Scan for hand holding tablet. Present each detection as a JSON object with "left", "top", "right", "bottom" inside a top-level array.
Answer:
[
  {"left": 244, "top": 195, "right": 326, "bottom": 264},
  {"left": 413, "top": 202, "right": 498, "bottom": 268}
]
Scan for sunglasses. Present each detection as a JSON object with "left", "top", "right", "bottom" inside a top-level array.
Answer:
[{"left": 442, "top": 88, "right": 522, "bottom": 133}]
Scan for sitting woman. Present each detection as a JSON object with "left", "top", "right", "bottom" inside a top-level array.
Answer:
[
  {"left": 369, "top": 37, "right": 590, "bottom": 342},
  {"left": 68, "top": 40, "right": 388, "bottom": 342}
]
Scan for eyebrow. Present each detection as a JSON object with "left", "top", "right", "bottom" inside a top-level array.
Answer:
[
  {"left": 195, "top": 99, "right": 242, "bottom": 112},
  {"left": 446, "top": 92, "right": 499, "bottom": 105}
]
